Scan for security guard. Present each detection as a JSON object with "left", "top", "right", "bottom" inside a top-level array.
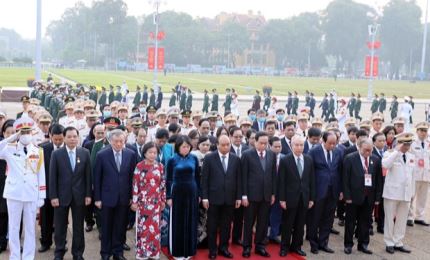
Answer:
[
  {"left": 408, "top": 122, "right": 430, "bottom": 226},
  {"left": 382, "top": 132, "right": 416, "bottom": 254},
  {"left": 0, "top": 117, "right": 46, "bottom": 260}
]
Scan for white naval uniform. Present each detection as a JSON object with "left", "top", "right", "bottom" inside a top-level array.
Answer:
[
  {"left": 382, "top": 150, "right": 416, "bottom": 247},
  {"left": 58, "top": 115, "right": 76, "bottom": 128},
  {"left": 408, "top": 139, "right": 430, "bottom": 222},
  {"left": 147, "top": 125, "right": 167, "bottom": 143},
  {"left": 32, "top": 127, "right": 49, "bottom": 145},
  {"left": 127, "top": 132, "right": 137, "bottom": 145},
  {"left": 180, "top": 124, "right": 194, "bottom": 136},
  {"left": 0, "top": 135, "right": 46, "bottom": 260}
]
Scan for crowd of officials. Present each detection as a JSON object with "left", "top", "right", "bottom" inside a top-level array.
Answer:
[{"left": 0, "top": 79, "right": 427, "bottom": 260}]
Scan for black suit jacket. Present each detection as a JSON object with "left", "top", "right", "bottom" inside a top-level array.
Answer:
[
  {"left": 201, "top": 151, "right": 242, "bottom": 205},
  {"left": 344, "top": 145, "right": 357, "bottom": 157},
  {"left": 83, "top": 139, "right": 95, "bottom": 153},
  {"left": 230, "top": 143, "right": 249, "bottom": 158},
  {"left": 49, "top": 147, "right": 92, "bottom": 206},
  {"left": 278, "top": 153, "right": 315, "bottom": 208},
  {"left": 129, "top": 142, "right": 144, "bottom": 162},
  {"left": 40, "top": 142, "right": 54, "bottom": 198},
  {"left": 241, "top": 148, "right": 277, "bottom": 202},
  {"left": 342, "top": 141, "right": 352, "bottom": 148},
  {"left": 281, "top": 137, "right": 292, "bottom": 155},
  {"left": 342, "top": 152, "right": 382, "bottom": 205}
]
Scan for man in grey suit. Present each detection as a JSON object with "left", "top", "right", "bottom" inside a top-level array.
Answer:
[{"left": 49, "top": 126, "right": 92, "bottom": 260}]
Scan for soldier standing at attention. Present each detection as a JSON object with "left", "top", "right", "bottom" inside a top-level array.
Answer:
[
  {"left": 252, "top": 90, "right": 261, "bottom": 111},
  {"left": 347, "top": 93, "right": 356, "bottom": 117},
  {"left": 169, "top": 88, "right": 176, "bottom": 108},
  {"left": 202, "top": 89, "right": 210, "bottom": 114},
  {"left": 263, "top": 91, "right": 271, "bottom": 112},
  {"left": 223, "top": 88, "right": 232, "bottom": 115},
  {"left": 319, "top": 93, "right": 329, "bottom": 121},
  {"left": 108, "top": 85, "right": 115, "bottom": 104},
  {"left": 286, "top": 92, "right": 293, "bottom": 115},
  {"left": 354, "top": 94, "right": 362, "bottom": 121},
  {"left": 211, "top": 88, "right": 219, "bottom": 112},
  {"left": 328, "top": 92, "right": 335, "bottom": 119},
  {"left": 371, "top": 94, "right": 379, "bottom": 114},
  {"left": 292, "top": 91, "right": 299, "bottom": 115},
  {"left": 133, "top": 85, "right": 142, "bottom": 108},
  {"left": 0, "top": 117, "right": 46, "bottom": 260},
  {"left": 389, "top": 95, "right": 399, "bottom": 121},
  {"left": 379, "top": 93, "right": 387, "bottom": 114},
  {"left": 180, "top": 88, "right": 187, "bottom": 112},
  {"left": 186, "top": 89, "right": 193, "bottom": 111}
]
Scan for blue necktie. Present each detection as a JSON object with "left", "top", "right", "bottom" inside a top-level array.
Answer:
[
  {"left": 327, "top": 151, "right": 331, "bottom": 166},
  {"left": 69, "top": 151, "right": 75, "bottom": 171}
]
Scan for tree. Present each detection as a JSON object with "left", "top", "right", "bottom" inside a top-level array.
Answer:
[
  {"left": 323, "top": 0, "right": 374, "bottom": 74},
  {"left": 380, "top": 0, "right": 422, "bottom": 79}
]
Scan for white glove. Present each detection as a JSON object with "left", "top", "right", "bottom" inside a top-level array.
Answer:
[
  {"left": 37, "top": 199, "right": 44, "bottom": 208},
  {"left": 6, "top": 133, "right": 20, "bottom": 143}
]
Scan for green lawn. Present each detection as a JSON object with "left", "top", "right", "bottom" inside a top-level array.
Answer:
[
  {"left": 0, "top": 68, "right": 50, "bottom": 87},
  {"left": 2, "top": 67, "right": 430, "bottom": 98}
]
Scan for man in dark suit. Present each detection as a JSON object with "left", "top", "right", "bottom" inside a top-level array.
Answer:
[
  {"left": 49, "top": 126, "right": 92, "bottom": 260},
  {"left": 281, "top": 121, "right": 296, "bottom": 155},
  {"left": 229, "top": 127, "right": 249, "bottom": 245},
  {"left": 343, "top": 138, "right": 382, "bottom": 255},
  {"left": 251, "top": 109, "right": 267, "bottom": 132},
  {"left": 201, "top": 135, "right": 242, "bottom": 259},
  {"left": 279, "top": 135, "right": 315, "bottom": 257},
  {"left": 308, "top": 131, "right": 343, "bottom": 254},
  {"left": 342, "top": 126, "right": 358, "bottom": 148},
  {"left": 241, "top": 132, "right": 276, "bottom": 258},
  {"left": 129, "top": 127, "right": 146, "bottom": 163},
  {"left": 305, "top": 127, "right": 322, "bottom": 154},
  {"left": 38, "top": 124, "right": 64, "bottom": 253},
  {"left": 94, "top": 129, "right": 137, "bottom": 260},
  {"left": 372, "top": 132, "right": 387, "bottom": 234}
]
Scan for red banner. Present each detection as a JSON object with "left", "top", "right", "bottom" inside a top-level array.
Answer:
[
  {"left": 365, "top": 56, "right": 379, "bottom": 77},
  {"left": 367, "top": 41, "right": 381, "bottom": 49},
  {"left": 148, "top": 47, "right": 165, "bottom": 70},
  {"left": 148, "top": 47, "right": 155, "bottom": 70}
]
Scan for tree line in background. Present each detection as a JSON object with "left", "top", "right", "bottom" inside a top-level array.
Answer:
[{"left": 0, "top": 0, "right": 428, "bottom": 78}]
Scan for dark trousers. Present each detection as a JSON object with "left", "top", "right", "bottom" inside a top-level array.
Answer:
[
  {"left": 40, "top": 198, "right": 54, "bottom": 247},
  {"left": 337, "top": 199, "right": 346, "bottom": 221},
  {"left": 269, "top": 201, "right": 282, "bottom": 239},
  {"left": 54, "top": 200, "right": 86, "bottom": 258},
  {"left": 100, "top": 205, "right": 128, "bottom": 258},
  {"left": 207, "top": 204, "right": 234, "bottom": 254},
  {"left": 344, "top": 197, "right": 373, "bottom": 248},
  {"left": 0, "top": 212, "right": 7, "bottom": 248},
  {"left": 376, "top": 200, "right": 385, "bottom": 231},
  {"left": 85, "top": 202, "right": 95, "bottom": 227},
  {"left": 281, "top": 197, "right": 307, "bottom": 251},
  {"left": 243, "top": 201, "right": 271, "bottom": 250},
  {"left": 127, "top": 209, "right": 136, "bottom": 228},
  {"left": 308, "top": 187, "right": 337, "bottom": 250},
  {"left": 232, "top": 207, "right": 243, "bottom": 242}
]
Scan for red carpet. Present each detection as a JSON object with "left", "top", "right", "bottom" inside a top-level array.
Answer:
[{"left": 162, "top": 244, "right": 306, "bottom": 259}]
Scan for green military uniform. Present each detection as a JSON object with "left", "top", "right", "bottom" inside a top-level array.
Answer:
[
  {"left": 98, "top": 90, "right": 107, "bottom": 108},
  {"left": 108, "top": 89, "right": 115, "bottom": 104},
  {"left": 354, "top": 95, "right": 362, "bottom": 120},
  {"left": 211, "top": 90, "right": 218, "bottom": 111},
  {"left": 133, "top": 90, "right": 142, "bottom": 107},
  {"left": 115, "top": 90, "right": 122, "bottom": 102},
  {"left": 328, "top": 96, "right": 335, "bottom": 118},
  {"left": 180, "top": 91, "right": 187, "bottom": 111},
  {"left": 202, "top": 91, "right": 209, "bottom": 113},
  {"left": 390, "top": 98, "right": 398, "bottom": 121},
  {"left": 223, "top": 91, "right": 232, "bottom": 113},
  {"left": 292, "top": 94, "right": 299, "bottom": 115},
  {"left": 371, "top": 96, "right": 379, "bottom": 114},
  {"left": 186, "top": 91, "right": 193, "bottom": 111},
  {"left": 379, "top": 95, "right": 386, "bottom": 113},
  {"left": 347, "top": 95, "right": 356, "bottom": 117},
  {"left": 44, "top": 93, "right": 52, "bottom": 111},
  {"left": 149, "top": 91, "right": 156, "bottom": 107},
  {"left": 169, "top": 91, "right": 176, "bottom": 107}
]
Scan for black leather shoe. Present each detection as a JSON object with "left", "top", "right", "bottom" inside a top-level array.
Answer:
[
  {"left": 377, "top": 228, "right": 384, "bottom": 234},
  {"left": 113, "top": 256, "right": 127, "bottom": 260},
  {"left": 232, "top": 239, "right": 242, "bottom": 246},
  {"left": 101, "top": 256, "right": 110, "bottom": 260},
  {"left": 338, "top": 220, "right": 345, "bottom": 226},
  {"left": 209, "top": 253, "right": 217, "bottom": 259},
  {"left": 415, "top": 220, "right": 430, "bottom": 226},
  {"left": 292, "top": 249, "right": 306, "bottom": 256},
  {"left": 394, "top": 246, "right": 411, "bottom": 253},
  {"left": 330, "top": 228, "right": 340, "bottom": 235},
  {"left": 73, "top": 257, "right": 85, "bottom": 260},
  {"left": 319, "top": 245, "right": 335, "bottom": 253},
  {"left": 344, "top": 247, "right": 352, "bottom": 254},
  {"left": 310, "top": 248, "right": 319, "bottom": 254},
  {"left": 358, "top": 245, "right": 373, "bottom": 254},
  {"left": 85, "top": 226, "right": 93, "bottom": 232},
  {"left": 386, "top": 246, "right": 395, "bottom": 254},
  {"left": 0, "top": 246, "right": 5, "bottom": 253},
  {"left": 122, "top": 243, "right": 130, "bottom": 251},
  {"left": 369, "top": 229, "right": 374, "bottom": 236},
  {"left": 242, "top": 248, "right": 251, "bottom": 258},
  {"left": 407, "top": 220, "right": 414, "bottom": 226},
  {"left": 218, "top": 249, "right": 233, "bottom": 258},
  {"left": 38, "top": 245, "right": 51, "bottom": 253},
  {"left": 269, "top": 237, "right": 281, "bottom": 244},
  {"left": 279, "top": 249, "right": 288, "bottom": 257},
  {"left": 255, "top": 248, "right": 270, "bottom": 257}
]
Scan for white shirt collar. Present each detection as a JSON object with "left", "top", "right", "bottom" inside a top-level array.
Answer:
[
  {"left": 218, "top": 151, "right": 229, "bottom": 159},
  {"left": 293, "top": 153, "right": 304, "bottom": 161},
  {"left": 66, "top": 145, "right": 76, "bottom": 154},
  {"left": 256, "top": 149, "right": 266, "bottom": 157}
]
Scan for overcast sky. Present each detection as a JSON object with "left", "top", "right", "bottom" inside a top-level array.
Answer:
[{"left": 1, "top": 0, "right": 428, "bottom": 39}]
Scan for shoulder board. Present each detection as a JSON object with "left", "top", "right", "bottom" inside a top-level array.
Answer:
[{"left": 7, "top": 143, "right": 17, "bottom": 147}]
